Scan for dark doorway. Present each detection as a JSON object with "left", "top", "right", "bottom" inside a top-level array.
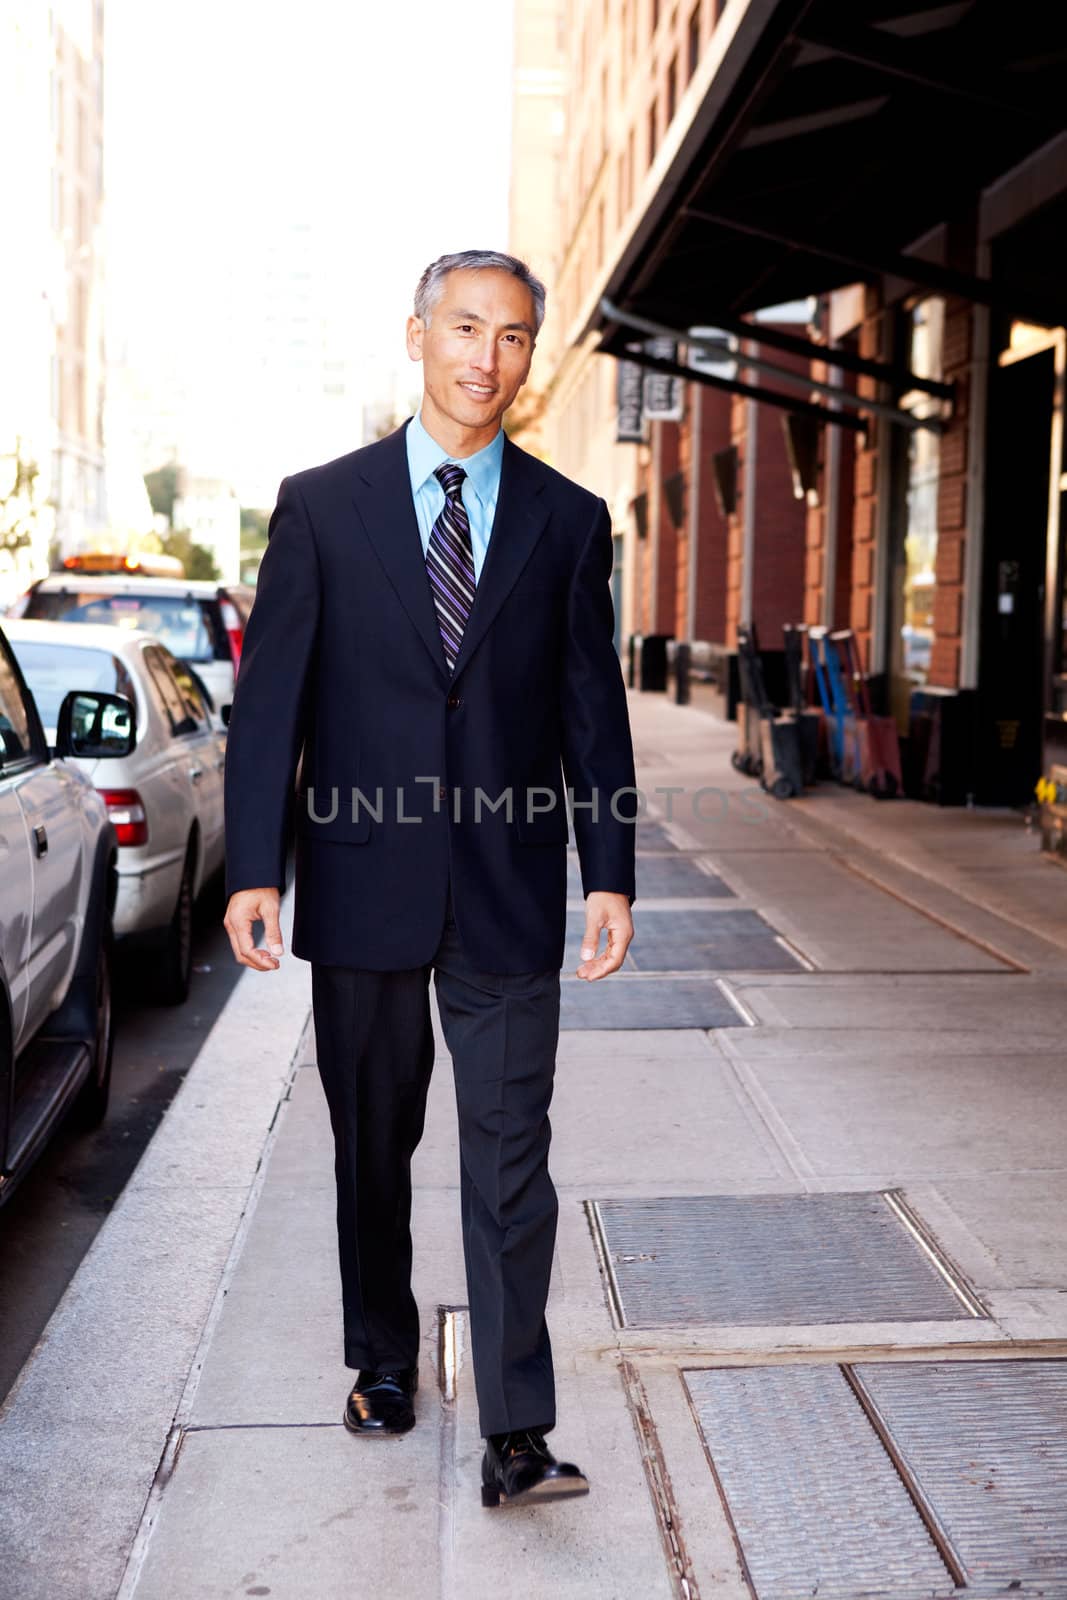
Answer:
[{"left": 976, "top": 341, "right": 1056, "bottom": 805}]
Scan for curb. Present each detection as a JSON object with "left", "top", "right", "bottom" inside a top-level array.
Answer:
[{"left": 0, "top": 896, "right": 313, "bottom": 1600}]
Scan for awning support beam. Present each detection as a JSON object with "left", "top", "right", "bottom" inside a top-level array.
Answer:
[
  {"left": 682, "top": 205, "right": 1067, "bottom": 327},
  {"left": 599, "top": 334, "right": 871, "bottom": 434},
  {"left": 601, "top": 297, "right": 950, "bottom": 430},
  {"left": 606, "top": 295, "right": 954, "bottom": 400}
]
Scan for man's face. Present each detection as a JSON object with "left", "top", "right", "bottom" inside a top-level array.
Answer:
[{"left": 406, "top": 268, "right": 536, "bottom": 441}]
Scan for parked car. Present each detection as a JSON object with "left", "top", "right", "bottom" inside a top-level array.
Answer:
[
  {"left": 10, "top": 572, "right": 256, "bottom": 718},
  {"left": 5, "top": 620, "right": 227, "bottom": 1005},
  {"left": 0, "top": 624, "right": 135, "bottom": 1207}
]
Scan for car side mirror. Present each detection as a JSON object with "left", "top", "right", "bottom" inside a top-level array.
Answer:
[
  {"left": 55, "top": 690, "right": 137, "bottom": 760},
  {"left": 221, "top": 702, "right": 232, "bottom": 727}
]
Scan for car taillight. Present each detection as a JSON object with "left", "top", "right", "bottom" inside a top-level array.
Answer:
[
  {"left": 99, "top": 788, "right": 149, "bottom": 847},
  {"left": 219, "top": 597, "right": 244, "bottom": 670}
]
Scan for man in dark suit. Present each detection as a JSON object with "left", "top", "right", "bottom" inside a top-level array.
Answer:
[{"left": 223, "top": 249, "right": 636, "bottom": 1509}]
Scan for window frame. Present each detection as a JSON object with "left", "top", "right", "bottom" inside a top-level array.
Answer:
[{"left": 0, "top": 637, "right": 49, "bottom": 774}]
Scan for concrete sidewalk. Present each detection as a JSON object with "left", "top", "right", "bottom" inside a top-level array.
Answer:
[{"left": 3, "top": 691, "right": 1067, "bottom": 1599}]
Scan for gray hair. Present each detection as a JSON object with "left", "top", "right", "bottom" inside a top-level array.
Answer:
[{"left": 414, "top": 250, "right": 546, "bottom": 336}]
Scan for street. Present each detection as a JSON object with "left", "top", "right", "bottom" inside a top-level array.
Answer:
[{"left": 0, "top": 884, "right": 242, "bottom": 1403}]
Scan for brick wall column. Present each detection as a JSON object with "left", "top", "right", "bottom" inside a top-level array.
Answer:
[
  {"left": 849, "top": 288, "right": 885, "bottom": 670},
  {"left": 651, "top": 419, "right": 680, "bottom": 634},
  {"left": 929, "top": 296, "right": 973, "bottom": 689},
  {"left": 692, "top": 384, "right": 732, "bottom": 643},
  {"left": 725, "top": 394, "right": 748, "bottom": 648}
]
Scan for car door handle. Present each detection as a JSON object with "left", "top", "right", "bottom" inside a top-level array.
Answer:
[
  {"left": 34, "top": 824, "right": 48, "bottom": 857},
  {"left": 188, "top": 766, "right": 203, "bottom": 784}
]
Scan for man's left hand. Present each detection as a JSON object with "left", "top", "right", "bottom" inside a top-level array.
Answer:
[{"left": 577, "top": 891, "right": 634, "bottom": 981}]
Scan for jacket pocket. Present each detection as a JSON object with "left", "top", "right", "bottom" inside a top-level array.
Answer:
[{"left": 514, "top": 784, "right": 569, "bottom": 845}]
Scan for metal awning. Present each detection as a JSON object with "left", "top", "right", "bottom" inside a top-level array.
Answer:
[
  {"left": 590, "top": 0, "right": 1067, "bottom": 345},
  {"left": 600, "top": 297, "right": 954, "bottom": 432}
]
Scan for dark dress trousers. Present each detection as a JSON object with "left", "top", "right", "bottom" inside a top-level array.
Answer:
[{"left": 224, "top": 419, "right": 636, "bottom": 1437}]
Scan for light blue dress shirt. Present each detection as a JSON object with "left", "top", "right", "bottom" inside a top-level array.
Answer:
[{"left": 405, "top": 411, "right": 504, "bottom": 584}]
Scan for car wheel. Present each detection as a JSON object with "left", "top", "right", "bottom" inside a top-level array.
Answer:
[
  {"left": 76, "top": 935, "right": 114, "bottom": 1127},
  {"left": 158, "top": 848, "right": 194, "bottom": 1006}
]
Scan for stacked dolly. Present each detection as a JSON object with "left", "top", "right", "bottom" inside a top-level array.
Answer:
[
  {"left": 731, "top": 624, "right": 903, "bottom": 801},
  {"left": 808, "top": 628, "right": 902, "bottom": 800},
  {"left": 731, "top": 623, "right": 820, "bottom": 800}
]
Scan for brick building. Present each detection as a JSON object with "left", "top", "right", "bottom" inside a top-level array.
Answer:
[{"left": 515, "top": 0, "right": 1067, "bottom": 839}]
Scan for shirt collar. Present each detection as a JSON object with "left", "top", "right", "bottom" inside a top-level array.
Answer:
[{"left": 407, "top": 410, "right": 504, "bottom": 510}]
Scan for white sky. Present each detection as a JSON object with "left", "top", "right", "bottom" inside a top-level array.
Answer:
[{"left": 104, "top": 0, "right": 515, "bottom": 503}]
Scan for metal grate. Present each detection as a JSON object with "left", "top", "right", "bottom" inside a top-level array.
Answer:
[
  {"left": 564, "top": 909, "right": 805, "bottom": 974},
  {"left": 590, "top": 1192, "right": 984, "bottom": 1328},
  {"left": 685, "top": 1365, "right": 958, "bottom": 1600},
  {"left": 684, "top": 1360, "right": 1067, "bottom": 1600},
  {"left": 853, "top": 1359, "right": 1067, "bottom": 1591},
  {"left": 560, "top": 976, "right": 747, "bottom": 1031},
  {"left": 567, "top": 854, "right": 734, "bottom": 901},
  {"left": 634, "top": 820, "right": 682, "bottom": 852}
]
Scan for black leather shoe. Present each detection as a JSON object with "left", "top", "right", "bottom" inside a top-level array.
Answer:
[
  {"left": 481, "top": 1429, "right": 589, "bottom": 1507},
  {"left": 344, "top": 1368, "right": 418, "bottom": 1435}
]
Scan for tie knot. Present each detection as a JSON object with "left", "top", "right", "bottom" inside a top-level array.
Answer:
[{"left": 434, "top": 462, "right": 467, "bottom": 498}]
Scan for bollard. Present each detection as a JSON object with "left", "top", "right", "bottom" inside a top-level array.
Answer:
[
  {"left": 640, "top": 634, "right": 672, "bottom": 692},
  {"left": 675, "top": 641, "right": 691, "bottom": 705}
]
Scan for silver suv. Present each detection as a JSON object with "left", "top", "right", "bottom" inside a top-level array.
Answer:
[{"left": 0, "top": 626, "right": 135, "bottom": 1206}]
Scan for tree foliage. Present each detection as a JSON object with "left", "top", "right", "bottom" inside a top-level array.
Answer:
[
  {"left": 144, "top": 462, "right": 180, "bottom": 525},
  {"left": 1, "top": 441, "right": 48, "bottom": 553},
  {"left": 240, "top": 507, "right": 270, "bottom": 550},
  {"left": 160, "top": 526, "right": 220, "bottom": 581}
]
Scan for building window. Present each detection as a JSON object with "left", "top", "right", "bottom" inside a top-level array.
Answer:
[
  {"left": 652, "top": 0, "right": 660, "bottom": 32},
  {"left": 667, "top": 52, "right": 678, "bottom": 123},
  {"left": 597, "top": 198, "right": 606, "bottom": 267},
  {"left": 648, "top": 99, "right": 658, "bottom": 167},
  {"left": 626, "top": 126, "right": 635, "bottom": 208},
  {"left": 617, "top": 150, "right": 626, "bottom": 225},
  {"left": 687, "top": 4, "right": 701, "bottom": 80}
]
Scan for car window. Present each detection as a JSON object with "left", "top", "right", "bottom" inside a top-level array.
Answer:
[
  {"left": 25, "top": 588, "right": 222, "bottom": 663},
  {"left": 143, "top": 646, "right": 197, "bottom": 737},
  {"left": 164, "top": 652, "right": 210, "bottom": 729},
  {"left": 0, "top": 642, "right": 35, "bottom": 765},
  {"left": 10, "top": 640, "right": 138, "bottom": 734}
]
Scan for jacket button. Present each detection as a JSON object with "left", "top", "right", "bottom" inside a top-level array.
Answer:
[
  {"left": 438, "top": 784, "right": 447, "bottom": 800},
  {"left": 447, "top": 694, "right": 461, "bottom": 709}
]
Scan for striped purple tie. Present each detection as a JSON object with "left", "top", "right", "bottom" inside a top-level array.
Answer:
[{"left": 426, "top": 462, "right": 476, "bottom": 671}]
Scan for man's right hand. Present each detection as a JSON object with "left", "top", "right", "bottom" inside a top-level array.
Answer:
[{"left": 224, "top": 888, "right": 285, "bottom": 971}]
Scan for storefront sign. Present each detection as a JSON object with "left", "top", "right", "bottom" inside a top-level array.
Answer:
[
  {"left": 616, "top": 360, "right": 646, "bottom": 442},
  {"left": 643, "top": 337, "right": 684, "bottom": 421}
]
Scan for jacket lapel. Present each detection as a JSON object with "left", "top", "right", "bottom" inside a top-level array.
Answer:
[
  {"left": 449, "top": 437, "right": 551, "bottom": 681},
  {"left": 350, "top": 423, "right": 449, "bottom": 681},
  {"left": 349, "top": 426, "right": 551, "bottom": 685}
]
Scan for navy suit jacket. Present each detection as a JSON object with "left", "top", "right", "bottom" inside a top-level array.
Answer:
[{"left": 224, "top": 419, "right": 636, "bottom": 973}]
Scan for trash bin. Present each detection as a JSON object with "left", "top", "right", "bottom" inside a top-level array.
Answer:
[
  {"left": 640, "top": 633, "right": 672, "bottom": 692},
  {"left": 627, "top": 633, "right": 640, "bottom": 689},
  {"left": 674, "top": 641, "right": 691, "bottom": 705}
]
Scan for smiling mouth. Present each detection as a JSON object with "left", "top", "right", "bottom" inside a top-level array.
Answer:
[{"left": 459, "top": 382, "right": 497, "bottom": 398}]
